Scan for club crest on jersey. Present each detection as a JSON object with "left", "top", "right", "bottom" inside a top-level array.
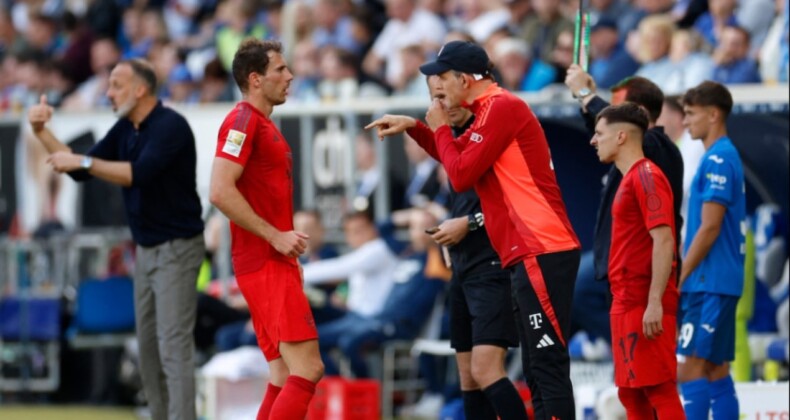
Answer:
[
  {"left": 470, "top": 132, "right": 484, "bottom": 143},
  {"left": 223, "top": 129, "right": 246, "bottom": 157}
]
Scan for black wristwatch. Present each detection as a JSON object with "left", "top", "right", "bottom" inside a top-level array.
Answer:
[{"left": 468, "top": 213, "right": 483, "bottom": 231}]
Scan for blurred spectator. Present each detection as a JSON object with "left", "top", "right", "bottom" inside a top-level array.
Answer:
[
  {"left": 43, "top": 59, "right": 75, "bottom": 107},
  {"left": 455, "top": 0, "right": 512, "bottom": 44},
  {"left": 588, "top": 17, "right": 640, "bottom": 89},
  {"left": 317, "top": 46, "right": 359, "bottom": 101},
  {"left": 303, "top": 211, "right": 399, "bottom": 321},
  {"left": 214, "top": 0, "right": 267, "bottom": 71},
  {"left": 295, "top": 209, "right": 344, "bottom": 324},
  {"left": 149, "top": 40, "right": 179, "bottom": 93},
  {"left": 60, "top": 36, "right": 119, "bottom": 110},
  {"left": 758, "top": 0, "right": 789, "bottom": 83},
  {"left": 198, "top": 292, "right": 252, "bottom": 353},
  {"left": 348, "top": 5, "right": 376, "bottom": 57},
  {"left": 656, "top": 95, "right": 704, "bottom": 243},
  {"left": 0, "top": 53, "right": 24, "bottom": 113},
  {"left": 351, "top": 132, "right": 405, "bottom": 216},
  {"left": 296, "top": 209, "right": 339, "bottom": 264},
  {"left": 491, "top": 36, "right": 555, "bottom": 92},
  {"left": 280, "top": 0, "right": 315, "bottom": 61},
  {"left": 352, "top": 132, "right": 381, "bottom": 214},
  {"left": 84, "top": 0, "right": 122, "bottom": 39},
  {"left": 619, "top": 0, "right": 675, "bottom": 36},
  {"left": 166, "top": 63, "right": 199, "bottom": 103},
  {"left": 362, "top": 0, "right": 446, "bottom": 89},
  {"left": 520, "top": 0, "right": 573, "bottom": 64},
  {"left": 634, "top": 14, "right": 676, "bottom": 91},
  {"left": 289, "top": 39, "right": 321, "bottom": 102},
  {"left": 506, "top": 0, "right": 532, "bottom": 28},
  {"left": 312, "top": 0, "right": 362, "bottom": 55},
  {"left": 58, "top": 11, "right": 94, "bottom": 87},
  {"left": 712, "top": 25, "right": 761, "bottom": 84},
  {"left": 24, "top": 11, "right": 62, "bottom": 55},
  {"left": 692, "top": 0, "right": 738, "bottom": 48},
  {"left": 663, "top": 29, "right": 714, "bottom": 94},
  {"left": 120, "top": 7, "right": 166, "bottom": 60},
  {"left": 10, "top": 0, "right": 63, "bottom": 34},
  {"left": 403, "top": 133, "right": 442, "bottom": 208},
  {"left": 392, "top": 44, "right": 429, "bottom": 96},
  {"left": 657, "top": 95, "right": 687, "bottom": 143},
  {"left": 261, "top": 0, "right": 286, "bottom": 43},
  {"left": 549, "top": 28, "right": 575, "bottom": 82},
  {"left": 588, "top": 0, "right": 634, "bottom": 37},
  {"left": 199, "top": 58, "right": 234, "bottom": 103},
  {"left": 12, "top": 49, "right": 47, "bottom": 107},
  {"left": 736, "top": 0, "right": 775, "bottom": 57},
  {"left": 0, "top": 7, "right": 27, "bottom": 56},
  {"left": 318, "top": 209, "right": 445, "bottom": 378},
  {"left": 162, "top": 0, "right": 201, "bottom": 41}
]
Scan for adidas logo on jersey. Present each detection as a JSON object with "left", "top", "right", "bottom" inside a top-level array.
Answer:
[{"left": 536, "top": 334, "right": 555, "bottom": 348}]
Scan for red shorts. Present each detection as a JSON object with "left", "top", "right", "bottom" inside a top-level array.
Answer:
[
  {"left": 611, "top": 308, "right": 677, "bottom": 388},
  {"left": 235, "top": 260, "right": 318, "bottom": 361}
]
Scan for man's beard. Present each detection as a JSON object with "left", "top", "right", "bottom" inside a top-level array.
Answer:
[{"left": 113, "top": 97, "right": 137, "bottom": 118}]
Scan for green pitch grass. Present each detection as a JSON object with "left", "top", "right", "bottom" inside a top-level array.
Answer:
[{"left": 0, "top": 405, "right": 137, "bottom": 419}]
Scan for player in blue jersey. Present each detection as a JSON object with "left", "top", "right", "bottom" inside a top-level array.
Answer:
[{"left": 676, "top": 81, "right": 746, "bottom": 420}]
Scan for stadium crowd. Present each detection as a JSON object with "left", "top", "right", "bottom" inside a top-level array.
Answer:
[{"left": 0, "top": 0, "right": 788, "bottom": 115}]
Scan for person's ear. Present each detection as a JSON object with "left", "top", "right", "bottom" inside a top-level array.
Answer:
[
  {"left": 134, "top": 82, "right": 147, "bottom": 99},
  {"left": 249, "top": 72, "right": 260, "bottom": 90},
  {"left": 708, "top": 106, "right": 720, "bottom": 124},
  {"left": 617, "top": 130, "right": 627, "bottom": 145}
]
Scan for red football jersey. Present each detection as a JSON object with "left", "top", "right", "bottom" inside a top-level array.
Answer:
[
  {"left": 408, "top": 84, "right": 579, "bottom": 267},
  {"left": 609, "top": 158, "right": 678, "bottom": 315},
  {"left": 216, "top": 102, "right": 296, "bottom": 274}
]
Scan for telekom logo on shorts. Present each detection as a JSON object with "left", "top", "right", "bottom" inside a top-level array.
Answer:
[{"left": 529, "top": 313, "right": 543, "bottom": 330}]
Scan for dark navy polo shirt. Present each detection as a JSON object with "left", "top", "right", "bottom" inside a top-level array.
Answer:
[{"left": 69, "top": 101, "right": 204, "bottom": 246}]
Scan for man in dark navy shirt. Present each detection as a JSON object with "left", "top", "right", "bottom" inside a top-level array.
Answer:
[{"left": 28, "top": 58, "right": 204, "bottom": 420}]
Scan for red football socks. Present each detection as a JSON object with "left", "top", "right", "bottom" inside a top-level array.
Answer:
[
  {"left": 257, "top": 383, "right": 282, "bottom": 420},
  {"left": 268, "top": 376, "right": 316, "bottom": 419}
]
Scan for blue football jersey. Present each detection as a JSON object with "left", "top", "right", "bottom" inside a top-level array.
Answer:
[{"left": 682, "top": 137, "right": 746, "bottom": 296}]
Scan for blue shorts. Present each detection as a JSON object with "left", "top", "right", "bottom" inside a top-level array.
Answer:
[{"left": 676, "top": 292, "right": 739, "bottom": 364}]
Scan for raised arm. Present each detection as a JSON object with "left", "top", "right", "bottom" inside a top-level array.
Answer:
[{"left": 28, "top": 95, "right": 71, "bottom": 154}]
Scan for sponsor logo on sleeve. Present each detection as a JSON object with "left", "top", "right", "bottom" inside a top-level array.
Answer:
[
  {"left": 222, "top": 129, "right": 247, "bottom": 157},
  {"left": 708, "top": 154, "right": 724, "bottom": 164},
  {"left": 470, "top": 132, "right": 484, "bottom": 143},
  {"left": 706, "top": 172, "right": 728, "bottom": 190}
]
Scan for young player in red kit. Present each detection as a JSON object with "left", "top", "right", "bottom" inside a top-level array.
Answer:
[
  {"left": 591, "top": 103, "right": 685, "bottom": 419},
  {"left": 209, "top": 39, "right": 324, "bottom": 420}
]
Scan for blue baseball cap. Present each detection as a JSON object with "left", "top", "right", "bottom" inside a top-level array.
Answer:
[{"left": 419, "top": 41, "right": 492, "bottom": 76}]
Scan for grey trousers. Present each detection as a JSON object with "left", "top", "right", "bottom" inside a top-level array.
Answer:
[{"left": 134, "top": 234, "right": 204, "bottom": 420}]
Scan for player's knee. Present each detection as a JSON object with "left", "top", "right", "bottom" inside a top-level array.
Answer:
[
  {"left": 457, "top": 366, "right": 477, "bottom": 390},
  {"left": 678, "top": 356, "right": 707, "bottom": 383},
  {"left": 470, "top": 360, "right": 503, "bottom": 388},
  {"left": 300, "top": 358, "right": 324, "bottom": 383}
]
